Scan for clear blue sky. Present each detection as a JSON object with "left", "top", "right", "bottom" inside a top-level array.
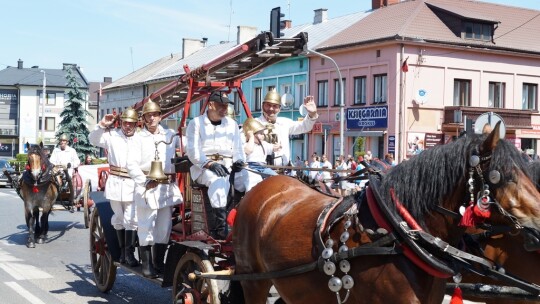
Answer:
[{"left": 2, "top": 0, "right": 539, "bottom": 82}]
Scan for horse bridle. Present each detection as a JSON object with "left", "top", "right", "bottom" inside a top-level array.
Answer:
[{"left": 27, "top": 148, "right": 48, "bottom": 182}]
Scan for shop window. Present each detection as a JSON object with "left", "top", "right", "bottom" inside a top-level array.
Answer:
[
  {"left": 453, "top": 79, "right": 471, "bottom": 106},
  {"left": 318, "top": 80, "right": 328, "bottom": 107},
  {"left": 523, "top": 83, "right": 537, "bottom": 110},
  {"left": 488, "top": 82, "right": 505, "bottom": 108}
]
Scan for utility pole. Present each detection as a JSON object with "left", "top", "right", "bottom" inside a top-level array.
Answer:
[{"left": 40, "top": 70, "right": 46, "bottom": 143}]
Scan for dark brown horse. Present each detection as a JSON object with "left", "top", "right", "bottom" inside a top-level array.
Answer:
[
  {"left": 21, "top": 143, "right": 59, "bottom": 248},
  {"left": 232, "top": 124, "right": 540, "bottom": 303}
]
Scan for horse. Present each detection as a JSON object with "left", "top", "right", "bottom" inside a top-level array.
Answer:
[
  {"left": 231, "top": 123, "right": 540, "bottom": 303},
  {"left": 456, "top": 160, "right": 540, "bottom": 304},
  {"left": 21, "top": 143, "right": 59, "bottom": 248}
]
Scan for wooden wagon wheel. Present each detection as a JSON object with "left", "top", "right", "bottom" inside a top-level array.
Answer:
[
  {"left": 89, "top": 207, "right": 117, "bottom": 292},
  {"left": 83, "top": 180, "right": 91, "bottom": 229},
  {"left": 172, "top": 251, "right": 220, "bottom": 304},
  {"left": 72, "top": 170, "right": 83, "bottom": 211}
]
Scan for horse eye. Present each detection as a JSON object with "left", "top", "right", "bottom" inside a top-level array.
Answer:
[
  {"left": 489, "top": 170, "right": 501, "bottom": 184},
  {"left": 469, "top": 155, "right": 480, "bottom": 167}
]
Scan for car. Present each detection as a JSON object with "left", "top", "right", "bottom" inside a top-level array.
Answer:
[{"left": 0, "top": 159, "right": 16, "bottom": 188}]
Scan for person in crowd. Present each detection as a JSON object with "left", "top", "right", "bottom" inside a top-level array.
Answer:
[
  {"left": 384, "top": 153, "right": 396, "bottom": 167},
  {"left": 242, "top": 117, "right": 278, "bottom": 191},
  {"left": 309, "top": 154, "right": 321, "bottom": 183},
  {"left": 364, "top": 151, "right": 373, "bottom": 163},
  {"left": 50, "top": 133, "right": 80, "bottom": 173},
  {"left": 335, "top": 158, "right": 349, "bottom": 196},
  {"left": 127, "top": 100, "right": 183, "bottom": 278},
  {"left": 346, "top": 154, "right": 357, "bottom": 171},
  {"left": 256, "top": 89, "right": 318, "bottom": 166},
  {"left": 84, "top": 154, "right": 93, "bottom": 165},
  {"left": 186, "top": 92, "right": 246, "bottom": 240},
  {"left": 320, "top": 154, "right": 333, "bottom": 188},
  {"left": 89, "top": 108, "right": 139, "bottom": 267}
]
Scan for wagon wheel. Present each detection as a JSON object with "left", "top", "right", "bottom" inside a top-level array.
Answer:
[
  {"left": 83, "top": 180, "right": 91, "bottom": 229},
  {"left": 89, "top": 207, "right": 117, "bottom": 292},
  {"left": 172, "top": 251, "right": 220, "bottom": 304},
  {"left": 72, "top": 170, "right": 83, "bottom": 211}
]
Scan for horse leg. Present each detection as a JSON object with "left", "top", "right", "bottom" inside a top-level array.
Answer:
[
  {"left": 26, "top": 207, "right": 37, "bottom": 248},
  {"left": 240, "top": 280, "right": 273, "bottom": 304},
  {"left": 37, "top": 209, "right": 50, "bottom": 244}
]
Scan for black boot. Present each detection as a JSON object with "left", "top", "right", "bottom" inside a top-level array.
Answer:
[
  {"left": 152, "top": 243, "right": 167, "bottom": 274},
  {"left": 115, "top": 229, "right": 126, "bottom": 264},
  {"left": 211, "top": 208, "right": 228, "bottom": 240},
  {"left": 125, "top": 230, "right": 139, "bottom": 267},
  {"left": 140, "top": 245, "right": 157, "bottom": 278}
]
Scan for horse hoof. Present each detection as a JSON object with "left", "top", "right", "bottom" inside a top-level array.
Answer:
[
  {"left": 37, "top": 238, "right": 45, "bottom": 244},
  {"left": 27, "top": 242, "right": 35, "bottom": 248}
]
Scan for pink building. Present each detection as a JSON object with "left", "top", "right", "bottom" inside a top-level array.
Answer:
[{"left": 308, "top": 0, "right": 540, "bottom": 162}]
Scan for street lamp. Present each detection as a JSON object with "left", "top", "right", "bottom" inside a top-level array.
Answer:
[
  {"left": 303, "top": 48, "right": 345, "bottom": 157},
  {"left": 40, "top": 70, "right": 46, "bottom": 143}
]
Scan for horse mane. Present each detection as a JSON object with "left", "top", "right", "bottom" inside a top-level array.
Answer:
[
  {"left": 379, "top": 134, "right": 529, "bottom": 226},
  {"left": 528, "top": 161, "right": 540, "bottom": 190}
]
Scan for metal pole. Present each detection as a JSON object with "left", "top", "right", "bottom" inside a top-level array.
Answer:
[
  {"left": 40, "top": 70, "right": 46, "bottom": 143},
  {"left": 304, "top": 48, "right": 344, "bottom": 157}
]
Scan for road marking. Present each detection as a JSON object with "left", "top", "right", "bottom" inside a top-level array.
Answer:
[
  {"left": 0, "top": 248, "right": 22, "bottom": 261},
  {"left": 0, "top": 262, "right": 53, "bottom": 280},
  {"left": 5, "top": 281, "right": 47, "bottom": 304}
]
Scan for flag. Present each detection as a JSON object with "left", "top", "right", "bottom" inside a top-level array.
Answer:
[{"left": 401, "top": 57, "right": 409, "bottom": 73}]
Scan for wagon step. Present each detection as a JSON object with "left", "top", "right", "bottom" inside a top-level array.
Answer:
[{"left": 113, "top": 261, "right": 164, "bottom": 285}]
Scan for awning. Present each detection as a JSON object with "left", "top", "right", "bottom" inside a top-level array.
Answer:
[{"left": 344, "top": 131, "right": 385, "bottom": 137}]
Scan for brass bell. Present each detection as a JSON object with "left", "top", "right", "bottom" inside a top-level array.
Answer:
[{"left": 147, "top": 160, "right": 169, "bottom": 183}]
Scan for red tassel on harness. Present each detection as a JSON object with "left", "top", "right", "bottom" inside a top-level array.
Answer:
[
  {"left": 227, "top": 208, "right": 237, "bottom": 227},
  {"left": 459, "top": 202, "right": 491, "bottom": 227},
  {"left": 33, "top": 185, "right": 39, "bottom": 193},
  {"left": 25, "top": 164, "right": 30, "bottom": 171},
  {"left": 450, "top": 286, "right": 463, "bottom": 304}
]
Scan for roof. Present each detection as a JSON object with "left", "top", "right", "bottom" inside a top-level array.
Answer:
[
  {"left": 317, "top": 0, "right": 540, "bottom": 54},
  {"left": 0, "top": 66, "right": 88, "bottom": 88},
  {"left": 104, "top": 53, "right": 182, "bottom": 90}
]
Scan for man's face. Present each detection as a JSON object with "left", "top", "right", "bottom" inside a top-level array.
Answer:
[
  {"left": 121, "top": 121, "right": 137, "bottom": 137},
  {"left": 143, "top": 111, "right": 161, "bottom": 128},
  {"left": 262, "top": 102, "right": 281, "bottom": 123},
  {"left": 59, "top": 139, "right": 68, "bottom": 150},
  {"left": 208, "top": 101, "right": 229, "bottom": 119}
]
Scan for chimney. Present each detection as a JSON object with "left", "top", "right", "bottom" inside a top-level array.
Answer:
[
  {"left": 17, "top": 59, "right": 23, "bottom": 69},
  {"left": 372, "top": 0, "right": 400, "bottom": 10},
  {"left": 103, "top": 77, "right": 112, "bottom": 83},
  {"left": 202, "top": 37, "right": 208, "bottom": 47},
  {"left": 313, "top": 8, "right": 328, "bottom": 24},
  {"left": 237, "top": 26, "right": 258, "bottom": 44},
  {"left": 63, "top": 63, "right": 76, "bottom": 70},
  {"left": 182, "top": 38, "right": 205, "bottom": 58},
  {"left": 283, "top": 20, "right": 292, "bottom": 29}
]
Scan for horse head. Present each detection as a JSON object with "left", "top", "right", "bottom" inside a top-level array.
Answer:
[{"left": 27, "top": 142, "right": 49, "bottom": 182}]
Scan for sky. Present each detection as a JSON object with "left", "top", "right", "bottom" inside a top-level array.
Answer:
[{"left": 2, "top": 0, "right": 540, "bottom": 82}]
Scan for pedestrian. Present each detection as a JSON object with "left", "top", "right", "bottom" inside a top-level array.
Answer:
[
  {"left": 89, "top": 108, "right": 139, "bottom": 267},
  {"left": 186, "top": 92, "right": 247, "bottom": 240},
  {"left": 256, "top": 89, "right": 318, "bottom": 166},
  {"left": 127, "top": 100, "right": 183, "bottom": 278},
  {"left": 84, "top": 154, "right": 93, "bottom": 165},
  {"left": 242, "top": 117, "right": 278, "bottom": 191}
]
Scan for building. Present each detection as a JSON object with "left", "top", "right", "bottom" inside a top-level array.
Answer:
[
  {"left": 313, "top": 0, "right": 540, "bottom": 161},
  {"left": 0, "top": 60, "right": 88, "bottom": 157}
]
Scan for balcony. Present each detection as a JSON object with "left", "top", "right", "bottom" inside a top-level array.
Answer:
[{"left": 443, "top": 106, "right": 535, "bottom": 131}]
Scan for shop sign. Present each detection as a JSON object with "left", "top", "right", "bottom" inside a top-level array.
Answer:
[{"left": 346, "top": 106, "right": 388, "bottom": 129}]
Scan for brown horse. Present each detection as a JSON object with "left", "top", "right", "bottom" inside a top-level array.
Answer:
[
  {"left": 232, "top": 123, "right": 540, "bottom": 303},
  {"left": 21, "top": 143, "right": 59, "bottom": 248},
  {"left": 457, "top": 160, "right": 540, "bottom": 304}
]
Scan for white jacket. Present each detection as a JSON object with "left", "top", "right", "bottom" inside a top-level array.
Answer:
[
  {"left": 186, "top": 113, "right": 245, "bottom": 181},
  {"left": 256, "top": 114, "right": 318, "bottom": 165},
  {"left": 50, "top": 145, "right": 80, "bottom": 168},
  {"left": 89, "top": 125, "right": 135, "bottom": 202},
  {"left": 127, "top": 126, "right": 182, "bottom": 210}
]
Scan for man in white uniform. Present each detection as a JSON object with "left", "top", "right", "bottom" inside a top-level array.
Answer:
[
  {"left": 89, "top": 108, "right": 139, "bottom": 267},
  {"left": 256, "top": 90, "right": 319, "bottom": 166},
  {"left": 50, "top": 133, "right": 81, "bottom": 173},
  {"left": 186, "top": 91, "right": 246, "bottom": 240},
  {"left": 127, "top": 101, "right": 183, "bottom": 278}
]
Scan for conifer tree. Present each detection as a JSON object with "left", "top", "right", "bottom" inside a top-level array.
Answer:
[{"left": 56, "top": 66, "right": 95, "bottom": 161}]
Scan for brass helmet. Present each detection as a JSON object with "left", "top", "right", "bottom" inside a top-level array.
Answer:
[
  {"left": 263, "top": 90, "right": 281, "bottom": 106},
  {"left": 121, "top": 107, "right": 138, "bottom": 122},
  {"left": 243, "top": 118, "right": 266, "bottom": 137},
  {"left": 142, "top": 99, "right": 161, "bottom": 115},
  {"left": 58, "top": 134, "right": 69, "bottom": 142}
]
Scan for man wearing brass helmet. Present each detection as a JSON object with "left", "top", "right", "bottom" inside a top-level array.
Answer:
[
  {"left": 186, "top": 91, "right": 247, "bottom": 240},
  {"left": 256, "top": 89, "right": 318, "bottom": 166},
  {"left": 243, "top": 117, "right": 278, "bottom": 191},
  {"left": 127, "top": 100, "right": 183, "bottom": 278},
  {"left": 89, "top": 107, "right": 139, "bottom": 268}
]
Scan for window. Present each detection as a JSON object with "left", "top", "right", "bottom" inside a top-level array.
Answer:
[
  {"left": 488, "top": 82, "right": 505, "bottom": 108},
  {"left": 453, "top": 79, "right": 471, "bottom": 106},
  {"left": 39, "top": 93, "right": 56, "bottom": 106},
  {"left": 464, "top": 21, "right": 492, "bottom": 41},
  {"left": 523, "top": 83, "right": 538, "bottom": 110},
  {"left": 267, "top": 85, "right": 276, "bottom": 93},
  {"left": 233, "top": 92, "right": 240, "bottom": 115},
  {"left": 317, "top": 80, "right": 328, "bottom": 107},
  {"left": 254, "top": 87, "right": 262, "bottom": 111},
  {"left": 373, "top": 74, "right": 387, "bottom": 104},
  {"left": 39, "top": 117, "right": 56, "bottom": 131},
  {"left": 353, "top": 76, "right": 367, "bottom": 105},
  {"left": 295, "top": 83, "right": 306, "bottom": 109},
  {"left": 334, "top": 78, "right": 346, "bottom": 106}
]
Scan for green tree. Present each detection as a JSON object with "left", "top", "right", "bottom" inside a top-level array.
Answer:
[{"left": 56, "top": 66, "right": 95, "bottom": 161}]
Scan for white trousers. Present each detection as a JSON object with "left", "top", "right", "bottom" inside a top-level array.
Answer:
[
  {"left": 110, "top": 200, "right": 137, "bottom": 230},
  {"left": 195, "top": 170, "right": 246, "bottom": 208},
  {"left": 136, "top": 205, "right": 173, "bottom": 246}
]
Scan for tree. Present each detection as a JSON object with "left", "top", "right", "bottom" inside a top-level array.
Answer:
[{"left": 56, "top": 66, "right": 95, "bottom": 161}]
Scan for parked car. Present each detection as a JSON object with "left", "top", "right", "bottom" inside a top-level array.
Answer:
[{"left": 0, "top": 159, "right": 16, "bottom": 188}]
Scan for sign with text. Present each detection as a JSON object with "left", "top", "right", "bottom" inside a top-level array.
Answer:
[
  {"left": 346, "top": 106, "right": 388, "bottom": 129},
  {"left": 0, "top": 89, "right": 17, "bottom": 105},
  {"left": 312, "top": 122, "right": 322, "bottom": 133},
  {"left": 424, "top": 133, "right": 443, "bottom": 149},
  {"left": 388, "top": 135, "right": 395, "bottom": 154}
]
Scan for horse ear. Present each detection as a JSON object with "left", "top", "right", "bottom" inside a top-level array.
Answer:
[
  {"left": 482, "top": 121, "right": 501, "bottom": 152},
  {"left": 40, "top": 142, "right": 44, "bottom": 148},
  {"left": 25, "top": 142, "right": 29, "bottom": 150}
]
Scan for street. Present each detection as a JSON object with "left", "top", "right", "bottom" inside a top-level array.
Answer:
[{"left": 0, "top": 187, "right": 170, "bottom": 304}]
